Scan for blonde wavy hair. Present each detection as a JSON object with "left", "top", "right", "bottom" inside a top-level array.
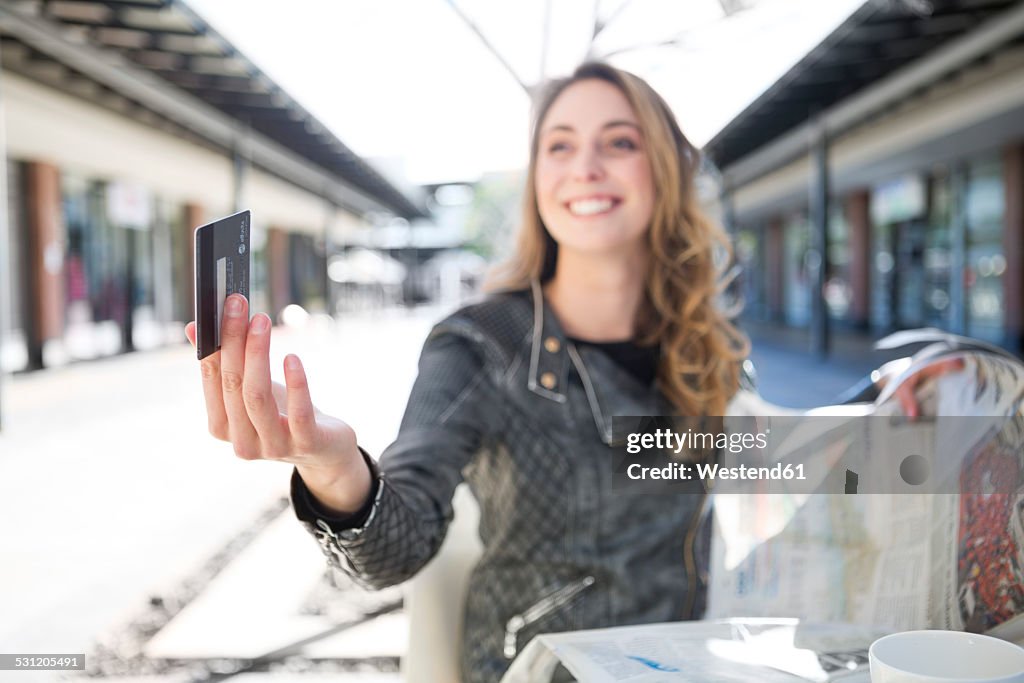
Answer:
[{"left": 486, "top": 61, "right": 750, "bottom": 416}]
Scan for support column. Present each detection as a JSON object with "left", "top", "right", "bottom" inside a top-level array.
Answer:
[
  {"left": 24, "top": 161, "right": 64, "bottom": 370},
  {"left": 766, "top": 218, "right": 784, "bottom": 322},
  {"left": 721, "top": 189, "right": 742, "bottom": 303},
  {"left": 322, "top": 203, "right": 334, "bottom": 315},
  {"left": 846, "top": 190, "right": 871, "bottom": 329},
  {"left": 809, "top": 120, "right": 830, "bottom": 358},
  {"left": 182, "top": 203, "right": 203, "bottom": 321},
  {"left": 122, "top": 227, "right": 135, "bottom": 353},
  {"left": 0, "top": 50, "right": 7, "bottom": 429},
  {"left": 232, "top": 151, "right": 249, "bottom": 214},
  {"left": 267, "top": 227, "right": 290, "bottom": 321},
  {"left": 721, "top": 189, "right": 736, "bottom": 237},
  {"left": 950, "top": 165, "right": 969, "bottom": 335},
  {"left": 1003, "top": 143, "right": 1023, "bottom": 354}
]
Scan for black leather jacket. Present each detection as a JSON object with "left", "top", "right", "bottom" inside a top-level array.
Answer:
[{"left": 291, "top": 283, "right": 762, "bottom": 682}]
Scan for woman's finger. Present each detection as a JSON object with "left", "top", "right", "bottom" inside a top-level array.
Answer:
[
  {"left": 283, "top": 354, "right": 321, "bottom": 454},
  {"left": 895, "top": 375, "right": 921, "bottom": 419},
  {"left": 242, "top": 313, "right": 289, "bottom": 458},
  {"left": 186, "top": 321, "right": 230, "bottom": 440},
  {"left": 897, "top": 358, "right": 965, "bottom": 418},
  {"left": 219, "top": 294, "right": 261, "bottom": 459}
]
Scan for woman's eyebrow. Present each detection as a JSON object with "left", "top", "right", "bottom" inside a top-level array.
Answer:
[
  {"left": 602, "top": 120, "right": 640, "bottom": 131},
  {"left": 541, "top": 124, "right": 575, "bottom": 136},
  {"left": 541, "top": 120, "right": 640, "bottom": 135}
]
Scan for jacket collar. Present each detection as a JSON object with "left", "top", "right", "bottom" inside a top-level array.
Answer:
[
  {"left": 527, "top": 279, "right": 664, "bottom": 445},
  {"left": 527, "top": 278, "right": 570, "bottom": 403}
]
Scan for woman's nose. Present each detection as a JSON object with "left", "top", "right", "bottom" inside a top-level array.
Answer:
[{"left": 571, "top": 146, "right": 605, "bottom": 182}]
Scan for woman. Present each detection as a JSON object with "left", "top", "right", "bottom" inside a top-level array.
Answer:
[{"left": 185, "top": 62, "right": 942, "bottom": 682}]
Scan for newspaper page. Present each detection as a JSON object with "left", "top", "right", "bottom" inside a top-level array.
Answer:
[
  {"left": 945, "top": 353, "right": 1024, "bottom": 640},
  {"left": 501, "top": 619, "right": 890, "bottom": 683},
  {"left": 501, "top": 342, "right": 1024, "bottom": 682},
  {"left": 705, "top": 349, "right": 1024, "bottom": 643}
]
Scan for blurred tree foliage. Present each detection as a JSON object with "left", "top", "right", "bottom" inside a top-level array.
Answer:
[{"left": 463, "top": 171, "right": 525, "bottom": 262}]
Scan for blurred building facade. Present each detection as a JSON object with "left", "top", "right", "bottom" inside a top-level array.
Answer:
[
  {"left": 0, "top": 0, "right": 424, "bottom": 373},
  {"left": 706, "top": 0, "right": 1024, "bottom": 354},
  {"left": 331, "top": 182, "right": 484, "bottom": 311}
]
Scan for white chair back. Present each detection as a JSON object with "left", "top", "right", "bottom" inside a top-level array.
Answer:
[{"left": 402, "top": 484, "right": 484, "bottom": 683}]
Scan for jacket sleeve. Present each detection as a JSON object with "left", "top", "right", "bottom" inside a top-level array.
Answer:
[{"left": 291, "top": 324, "right": 495, "bottom": 590}]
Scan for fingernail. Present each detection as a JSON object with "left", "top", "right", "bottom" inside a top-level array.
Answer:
[
  {"left": 225, "top": 295, "right": 242, "bottom": 317},
  {"left": 285, "top": 355, "right": 300, "bottom": 371},
  {"left": 251, "top": 315, "right": 268, "bottom": 333}
]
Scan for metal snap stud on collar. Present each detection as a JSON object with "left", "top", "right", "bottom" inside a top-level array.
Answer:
[
  {"left": 544, "top": 336, "right": 560, "bottom": 353},
  {"left": 540, "top": 372, "right": 557, "bottom": 389}
]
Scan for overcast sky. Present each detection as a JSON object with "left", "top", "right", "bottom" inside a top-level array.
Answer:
[{"left": 185, "top": 0, "right": 864, "bottom": 185}]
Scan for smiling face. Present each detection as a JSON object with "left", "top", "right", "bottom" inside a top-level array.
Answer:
[{"left": 534, "top": 78, "right": 655, "bottom": 259}]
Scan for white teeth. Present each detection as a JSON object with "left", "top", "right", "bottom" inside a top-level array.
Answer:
[{"left": 568, "top": 198, "right": 614, "bottom": 216}]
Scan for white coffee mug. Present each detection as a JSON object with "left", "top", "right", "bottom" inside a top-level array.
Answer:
[{"left": 869, "top": 630, "right": 1024, "bottom": 682}]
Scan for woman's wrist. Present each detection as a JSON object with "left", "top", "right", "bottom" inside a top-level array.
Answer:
[{"left": 296, "top": 450, "right": 374, "bottom": 517}]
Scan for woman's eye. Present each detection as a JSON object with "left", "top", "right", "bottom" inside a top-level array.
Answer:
[
  {"left": 547, "top": 141, "right": 571, "bottom": 153},
  {"left": 609, "top": 137, "right": 638, "bottom": 151}
]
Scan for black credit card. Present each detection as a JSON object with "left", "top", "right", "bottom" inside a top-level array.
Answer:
[{"left": 194, "top": 210, "right": 250, "bottom": 360}]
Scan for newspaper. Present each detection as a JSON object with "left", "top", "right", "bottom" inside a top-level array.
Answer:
[
  {"left": 501, "top": 331, "right": 1024, "bottom": 682},
  {"left": 501, "top": 618, "right": 891, "bottom": 682},
  {"left": 707, "top": 332, "right": 1024, "bottom": 644}
]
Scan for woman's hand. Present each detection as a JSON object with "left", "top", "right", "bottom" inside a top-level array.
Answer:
[
  {"left": 875, "top": 357, "right": 966, "bottom": 419},
  {"left": 184, "top": 293, "right": 372, "bottom": 515}
]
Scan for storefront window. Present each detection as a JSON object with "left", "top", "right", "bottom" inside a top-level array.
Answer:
[
  {"left": 62, "top": 177, "right": 171, "bottom": 355},
  {"left": 783, "top": 213, "right": 810, "bottom": 327},
  {"left": 924, "top": 169, "right": 953, "bottom": 328},
  {"left": 870, "top": 174, "right": 927, "bottom": 331},
  {"left": 871, "top": 221, "right": 895, "bottom": 331},
  {"left": 63, "top": 176, "right": 126, "bottom": 358},
  {"left": 735, "top": 227, "right": 766, "bottom": 320},
  {"left": 169, "top": 204, "right": 195, "bottom": 325},
  {"left": 152, "top": 198, "right": 182, "bottom": 340},
  {"left": 249, "top": 221, "right": 268, "bottom": 317},
  {"left": 289, "top": 232, "right": 327, "bottom": 313},
  {"left": 825, "top": 205, "right": 851, "bottom": 320},
  {"left": 964, "top": 157, "right": 1005, "bottom": 342},
  {"left": 108, "top": 181, "right": 159, "bottom": 350}
]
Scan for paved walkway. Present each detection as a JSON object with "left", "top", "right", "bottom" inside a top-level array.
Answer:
[
  {"left": 740, "top": 317, "right": 910, "bottom": 408},
  {"left": 0, "top": 306, "right": 440, "bottom": 681},
  {"left": 0, "top": 307, "right": 891, "bottom": 681}
]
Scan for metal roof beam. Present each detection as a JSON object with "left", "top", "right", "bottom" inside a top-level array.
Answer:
[
  {"left": 43, "top": 1, "right": 114, "bottom": 23},
  {"left": 52, "top": 0, "right": 169, "bottom": 9},
  {"left": 48, "top": 16, "right": 196, "bottom": 37},
  {"left": 719, "top": 0, "right": 1024, "bottom": 190},
  {"left": 160, "top": 71, "right": 272, "bottom": 94},
  {"left": 187, "top": 89, "right": 281, "bottom": 108},
  {"left": 0, "top": 4, "right": 398, "bottom": 217}
]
